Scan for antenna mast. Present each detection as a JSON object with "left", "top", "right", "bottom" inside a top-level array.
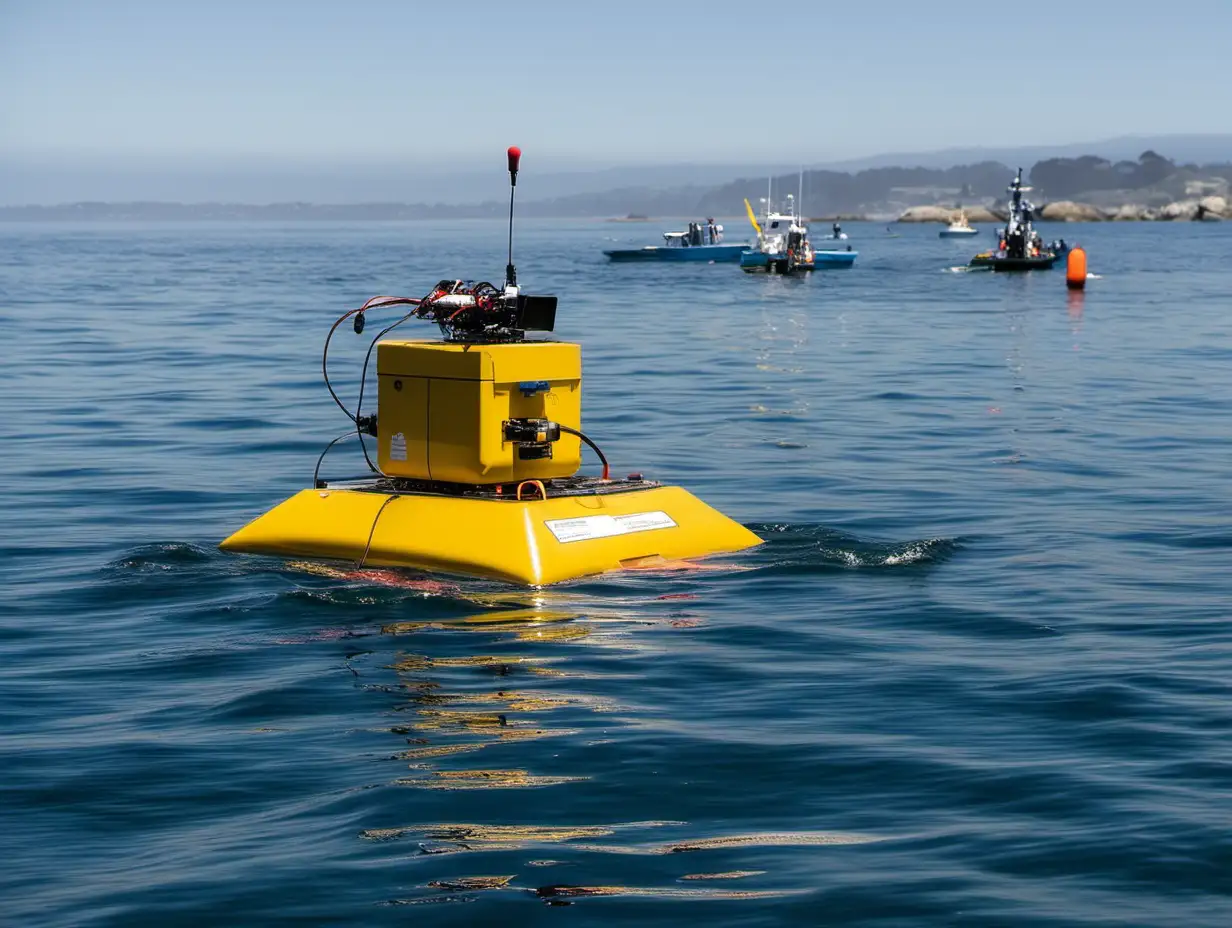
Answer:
[{"left": 505, "top": 146, "right": 521, "bottom": 288}]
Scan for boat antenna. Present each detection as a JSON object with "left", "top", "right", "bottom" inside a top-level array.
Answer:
[
  {"left": 798, "top": 165, "right": 803, "bottom": 221},
  {"left": 505, "top": 146, "right": 521, "bottom": 288}
]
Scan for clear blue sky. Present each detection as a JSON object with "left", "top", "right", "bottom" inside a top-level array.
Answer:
[{"left": 2, "top": 0, "right": 1229, "bottom": 165}]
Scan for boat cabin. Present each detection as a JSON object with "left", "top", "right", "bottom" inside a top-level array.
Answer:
[
  {"left": 758, "top": 195, "right": 809, "bottom": 256},
  {"left": 999, "top": 169, "right": 1044, "bottom": 259},
  {"left": 662, "top": 220, "right": 725, "bottom": 247}
]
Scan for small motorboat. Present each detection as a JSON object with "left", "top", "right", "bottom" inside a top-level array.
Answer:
[
  {"left": 939, "top": 209, "right": 980, "bottom": 237},
  {"left": 811, "top": 247, "right": 858, "bottom": 268},
  {"left": 604, "top": 220, "right": 749, "bottom": 262},
  {"left": 968, "top": 170, "right": 1056, "bottom": 271}
]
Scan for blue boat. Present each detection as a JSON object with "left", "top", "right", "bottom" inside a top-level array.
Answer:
[
  {"left": 604, "top": 220, "right": 749, "bottom": 262},
  {"left": 740, "top": 247, "right": 857, "bottom": 273},
  {"left": 739, "top": 191, "right": 858, "bottom": 274},
  {"left": 811, "top": 248, "right": 858, "bottom": 268}
]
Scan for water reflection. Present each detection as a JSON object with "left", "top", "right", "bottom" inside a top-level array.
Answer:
[
  {"left": 1067, "top": 289, "right": 1085, "bottom": 345},
  {"left": 270, "top": 546, "right": 918, "bottom": 910},
  {"left": 351, "top": 575, "right": 869, "bottom": 908}
]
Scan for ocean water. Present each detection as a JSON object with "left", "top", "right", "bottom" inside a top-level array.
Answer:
[{"left": 2, "top": 218, "right": 1230, "bottom": 926}]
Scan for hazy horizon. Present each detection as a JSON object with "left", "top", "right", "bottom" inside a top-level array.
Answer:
[
  {"left": 3, "top": 1, "right": 1230, "bottom": 203},
  {"left": 2, "top": 134, "right": 1231, "bottom": 206}
]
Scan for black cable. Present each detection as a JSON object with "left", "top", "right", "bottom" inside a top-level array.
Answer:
[
  {"left": 357, "top": 495, "right": 398, "bottom": 569},
  {"left": 558, "top": 424, "right": 610, "bottom": 480},
  {"left": 354, "top": 311, "right": 418, "bottom": 473},
  {"left": 323, "top": 297, "right": 420, "bottom": 423},
  {"left": 322, "top": 309, "right": 362, "bottom": 421},
  {"left": 312, "top": 429, "right": 358, "bottom": 488}
]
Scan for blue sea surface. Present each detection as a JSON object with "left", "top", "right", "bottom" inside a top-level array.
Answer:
[{"left": 1, "top": 218, "right": 1230, "bottom": 926}]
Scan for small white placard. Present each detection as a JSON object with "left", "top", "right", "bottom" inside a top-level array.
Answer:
[
  {"left": 390, "top": 432, "right": 407, "bottom": 461},
  {"left": 544, "top": 510, "right": 677, "bottom": 544}
]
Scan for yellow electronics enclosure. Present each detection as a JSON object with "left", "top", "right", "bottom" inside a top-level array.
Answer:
[
  {"left": 220, "top": 484, "right": 762, "bottom": 586},
  {"left": 376, "top": 339, "right": 581, "bottom": 483}
]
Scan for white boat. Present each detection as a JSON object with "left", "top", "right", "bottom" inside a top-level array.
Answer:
[
  {"left": 740, "top": 180, "right": 857, "bottom": 274},
  {"left": 939, "top": 209, "right": 980, "bottom": 238}
]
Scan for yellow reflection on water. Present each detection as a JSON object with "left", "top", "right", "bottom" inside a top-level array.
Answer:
[
  {"left": 361, "top": 822, "right": 677, "bottom": 844},
  {"left": 395, "top": 768, "right": 586, "bottom": 790},
  {"left": 679, "top": 870, "right": 766, "bottom": 880}
]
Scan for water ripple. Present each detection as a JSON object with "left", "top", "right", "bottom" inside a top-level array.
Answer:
[{"left": 3, "top": 219, "right": 1231, "bottom": 926}]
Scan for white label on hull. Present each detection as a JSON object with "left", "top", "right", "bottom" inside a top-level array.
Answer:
[
  {"left": 390, "top": 432, "right": 407, "bottom": 461},
  {"left": 545, "top": 511, "right": 677, "bottom": 544}
]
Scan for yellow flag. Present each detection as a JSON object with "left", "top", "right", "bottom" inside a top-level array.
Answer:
[{"left": 744, "top": 198, "right": 762, "bottom": 235}]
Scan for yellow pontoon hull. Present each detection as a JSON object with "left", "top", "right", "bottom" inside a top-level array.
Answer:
[{"left": 220, "top": 485, "right": 761, "bottom": 586}]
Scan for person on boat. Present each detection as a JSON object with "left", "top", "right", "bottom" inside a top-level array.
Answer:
[{"left": 833, "top": 221, "right": 842, "bottom": 239}]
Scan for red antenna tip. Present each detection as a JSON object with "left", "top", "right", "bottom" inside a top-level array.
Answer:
[{"left": 507, "top": 146, "right": 522, "bottom": 174}]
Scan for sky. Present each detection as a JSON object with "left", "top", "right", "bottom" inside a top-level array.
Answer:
[{"left": 3, "top": 0, "right": 1231, "bottom": 169}]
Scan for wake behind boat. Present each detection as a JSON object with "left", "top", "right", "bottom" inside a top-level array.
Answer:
[{"left": 604, "top": 220, "right": 749, "bottom": 262}]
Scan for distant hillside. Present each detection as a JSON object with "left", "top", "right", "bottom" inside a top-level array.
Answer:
[
  {"left": 697, "top": 162, "right": 1012, "bottom": 218},
  {"left": 4, "top": 145, "right": 1230, "bottom": 221},
  {"left": 3, "top": 135, "right": 1229, "bottom": 207},
  {"left": 815, "top": 135, "right": 1232, "bottom": 172},
  {"left": 0, "top": 164, "right": 1021, "bottom": 220},
  {"left": 1029, "top": 150, "right": 1231, "bottom": 201},
  {"left": 0, "top": 157, "right": 796, "bottom": 208}
]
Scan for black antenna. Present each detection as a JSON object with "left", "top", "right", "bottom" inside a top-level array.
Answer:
[{"left": 505, "top": 146, "right": 521, "bottom": 288}]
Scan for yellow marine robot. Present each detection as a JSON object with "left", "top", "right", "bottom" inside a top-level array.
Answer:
[{"left": 221, "top": 148, "right": 761, "bottom": 584}]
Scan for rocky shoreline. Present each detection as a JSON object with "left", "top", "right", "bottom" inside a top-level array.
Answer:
[{"left": 897, "top": 196, "right": 1228, "bottom": 223}]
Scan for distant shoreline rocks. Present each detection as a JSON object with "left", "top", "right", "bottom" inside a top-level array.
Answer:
[
  {"left": 896, "top": 205, "right": 1003, "bottom": 224},
  {"left": 1107, "top": 204, "right": 1156, "bottom": 221},
  {"left": 897, "top": 198, "right": 1231, "bottom": 222},
  {"left": 807, "top": 213, "right": 870, "bottom": 223},
  {"left": 1039, "top": 201, "right": 1105, "bottom": 222},
  {"left": 1198, "top": 196, "right": 1227, "bottom": 220},
  {"left": 896, "top": 206, "right": 955, "bottom": 224}
]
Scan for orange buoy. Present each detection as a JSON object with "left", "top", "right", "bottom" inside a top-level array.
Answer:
[{"left": 1066, "top": 246, "right": 1087, "bottom": 290}]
